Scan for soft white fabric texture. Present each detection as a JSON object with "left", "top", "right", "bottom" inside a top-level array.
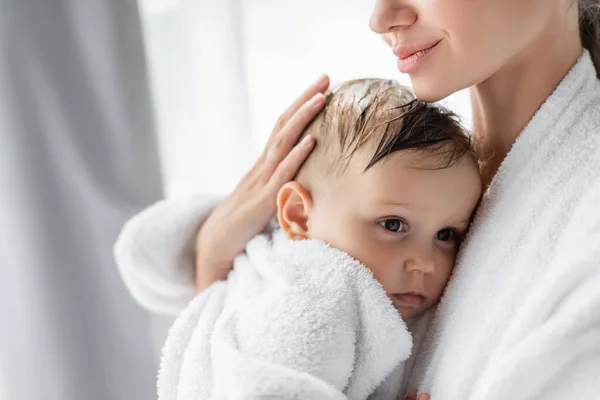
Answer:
[
  {"left": 114, "top": 50, "right": 600, "bottom": 399},
  {"left": 1, "top": 2, "right": 164, "bottom": 399},
  {"left": 157, "top": 232, "right": 412, "bottom": 400},
  {"left": 115, "top": 194, "right": 222, "bottom": 315}
]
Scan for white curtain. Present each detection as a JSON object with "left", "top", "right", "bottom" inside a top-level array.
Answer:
[
  {"left": 0, "top": 1, "right": 164, "bottom": 399},
  {"left": 141, "top": 0, "right": 255, "bottom": 197}
]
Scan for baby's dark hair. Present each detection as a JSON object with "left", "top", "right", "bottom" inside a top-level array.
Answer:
[{"left": 296, "top": 79, "right": 475, "bottom": 183}]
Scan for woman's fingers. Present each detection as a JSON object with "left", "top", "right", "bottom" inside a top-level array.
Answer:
[
  {"left": 268, "top": 135, "right": 315, "bottom": 193},
  {"left": 262, "top": 92, "right": 325, "bottom": 177},
  {"left": 404, "top": 390, "right": 430, "bottom": 400},
  {"left": 269, "top": 74, "right": 330, "bottom": 141},
  {"left": 259, "top": 76, "right": 328, "bottom": 186}
]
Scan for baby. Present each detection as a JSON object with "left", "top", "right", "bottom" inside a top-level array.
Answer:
[
  {"left": 279, "top": 79, "right": 481, "bottom": 320},
  {"left": 157, "top": 79, "right": 482, "bottom": 400}
]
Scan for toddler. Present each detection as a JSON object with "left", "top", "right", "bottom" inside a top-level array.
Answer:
[{"left": 157, "top": 79, "right": 482, "bottom": 400}]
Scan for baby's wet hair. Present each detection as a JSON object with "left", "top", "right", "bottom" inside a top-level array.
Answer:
[{"left": 297, "top": 78, "right": 475, "bottom": 180}]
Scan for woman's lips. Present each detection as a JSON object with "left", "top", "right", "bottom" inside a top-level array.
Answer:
[
  {"left": 394, "top": 40, "right": 442, "bottom": 74},
  {"left": 393, "top": 292, "right": 426, "bottom": 308}
]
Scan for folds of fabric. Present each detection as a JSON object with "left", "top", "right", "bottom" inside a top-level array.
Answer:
[
  {"left": 0, "top": 1, "right": 163, "bottom": 399},
  {"left": 158, "top": 233, "right": 412, "bottom": 400}
]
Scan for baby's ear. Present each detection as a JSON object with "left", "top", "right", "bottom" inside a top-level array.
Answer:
[{"left": 277, "top": 182, "right": 313, "bottom": 240}]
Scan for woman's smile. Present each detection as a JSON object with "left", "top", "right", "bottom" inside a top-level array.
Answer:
[{"left": 394, "top": 39, "right": 442, "bottom": 73}]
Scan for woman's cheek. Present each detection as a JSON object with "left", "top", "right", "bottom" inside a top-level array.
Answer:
[{"left": 417, "top": 0, "right": 438, "bottom": 10}]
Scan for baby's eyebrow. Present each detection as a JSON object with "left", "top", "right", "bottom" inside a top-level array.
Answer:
[
  {"left": 446, "top": 218, "right": 470, "bottom": 229},
  {"left": 381, "top": 200, "right": 409, "bottom": 207},
  {"left": 381, "top": 200, "right": 426, "bottom": 212},
  {"left": 380, "top": 199, "right": 436, "bottom": 214}
]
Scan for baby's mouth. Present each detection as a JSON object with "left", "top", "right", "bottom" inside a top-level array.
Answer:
[{"left": 392, "top": 292, "right": 426, "bottom": 308}]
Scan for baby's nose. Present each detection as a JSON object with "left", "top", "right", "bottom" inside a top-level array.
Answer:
[{"left": 405, "top": 247, "right": 435, "bottom": 275}]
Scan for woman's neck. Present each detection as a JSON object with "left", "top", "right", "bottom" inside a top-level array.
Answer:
[{"left": 470, "top": 27, "right": 582, "bottom": 188}]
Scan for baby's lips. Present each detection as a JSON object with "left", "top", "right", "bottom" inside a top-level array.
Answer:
[{"left": 393, "top": 292, "right": 426, "bottom": 308}]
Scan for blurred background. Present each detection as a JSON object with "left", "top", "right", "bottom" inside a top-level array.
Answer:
[{"left": 0, "top": 1, "right": 471, "bottom": 399}]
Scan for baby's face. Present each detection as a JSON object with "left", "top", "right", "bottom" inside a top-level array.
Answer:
[{"left": 308, "top": 150, "right": 482, "bottom": 320}]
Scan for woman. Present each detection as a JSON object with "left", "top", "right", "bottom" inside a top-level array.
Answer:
[{"left": 115, "top": 0, "right": 600, "bottom": 398}]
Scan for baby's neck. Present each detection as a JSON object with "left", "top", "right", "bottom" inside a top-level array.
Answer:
[{"left": 469, "top": 29, "right": 582, "bottom": 188}]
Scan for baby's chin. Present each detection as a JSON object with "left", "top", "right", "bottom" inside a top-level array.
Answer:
[{"left": 391, "top": 299, "right": 426, "bottom": 321}]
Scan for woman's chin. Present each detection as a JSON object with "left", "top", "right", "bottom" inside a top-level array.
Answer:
[{"left": 410, "top": 78, "right": 456, "bottom": 103}]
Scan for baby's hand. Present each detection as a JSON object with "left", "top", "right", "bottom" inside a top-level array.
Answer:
[{"left": 405, "top": 389, "right": 431, "bottom": 400}]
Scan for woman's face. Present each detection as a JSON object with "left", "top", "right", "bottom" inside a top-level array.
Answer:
[{"left": 369, "top": 0, "right": 568, "bottom": 101}]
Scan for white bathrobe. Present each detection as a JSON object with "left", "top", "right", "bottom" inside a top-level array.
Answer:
[
  {"left": 114, "top": 50, "right": 600, "bottom": 399},
  {"left": 156, "top": 232, "right": 412, "bottom": 400}
]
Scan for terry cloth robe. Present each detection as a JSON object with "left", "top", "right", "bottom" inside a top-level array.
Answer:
[
  {"left": 156, "top": 232, "right": 412, "bottom": 400},
  {"left": 114, "top": 50, "right": 600, "bottom": 399}
]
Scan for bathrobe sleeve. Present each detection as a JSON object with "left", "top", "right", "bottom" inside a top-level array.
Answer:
[
  {"left": 158, "top": 234, "right": 413, "bottom": 400},
  {"left": 468, "top": 181, "right": 600, "bottom": 400},
  {"left": 113, "top": 194, "right": 221, "bottom": 315}
]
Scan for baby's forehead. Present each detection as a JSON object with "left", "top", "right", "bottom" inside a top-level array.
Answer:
[
  {"left": 338, "top": 147, "right": 441, "bottom": 178},
  {"left": 336, "top": 152, "right": 480, "bottom": 217}
]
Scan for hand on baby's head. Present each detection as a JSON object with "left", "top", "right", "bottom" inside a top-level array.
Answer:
[{"left": 277, "top": 79, "right": 482, "bottom": 320}]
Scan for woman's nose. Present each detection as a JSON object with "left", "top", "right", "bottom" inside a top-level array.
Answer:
[{"left": 369, "top": 0, "right": 417, "bottom": 35}]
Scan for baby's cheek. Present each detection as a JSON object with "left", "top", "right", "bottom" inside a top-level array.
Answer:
[
  {"left": 369, "top": 261, "right": 404, "bottom": 295},
  {"left": 430, "top": 262, "right": 454, "bottom": 299},
  {"left": 436, "top": 251, "right": 456, "bottom": 278}
]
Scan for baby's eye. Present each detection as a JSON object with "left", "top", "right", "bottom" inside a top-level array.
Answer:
[
  {"left": 436, "top": 228, "right": 459, "bottom": 242},
  {"left": 378, "top": 218, "right": 405, "bottom": 233}
]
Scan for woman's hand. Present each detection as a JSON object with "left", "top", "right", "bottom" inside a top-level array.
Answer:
[
  {"left": 194, "top": 75, "right": 330, "bottom": 291},
  {"left": 405, "top": 389, "right": 431, "bottom": 400}
]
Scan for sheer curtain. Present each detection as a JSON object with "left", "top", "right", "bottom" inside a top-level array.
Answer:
[
  {"left": 141, "top": 0, "right": 254, "bottom": 198},
  {"left": 0, "top": 1, "right": 163, "bottom": 399}
]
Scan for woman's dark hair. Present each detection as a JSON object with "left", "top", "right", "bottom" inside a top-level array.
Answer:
[{"left": 580, "top": 0, "right": 600, "bottom": 78}]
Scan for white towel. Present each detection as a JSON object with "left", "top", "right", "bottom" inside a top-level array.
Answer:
[{"left": 156, "top": 232, "right": 412, "bottom": 400}]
